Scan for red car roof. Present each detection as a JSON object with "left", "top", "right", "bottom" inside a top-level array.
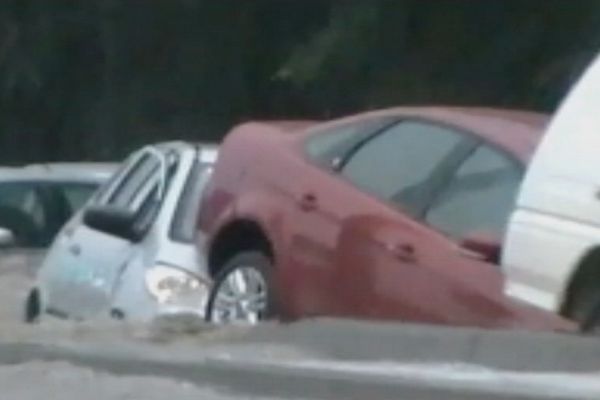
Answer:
[{"left": 301, "top": 106, "right": 549, "bottom": 163}]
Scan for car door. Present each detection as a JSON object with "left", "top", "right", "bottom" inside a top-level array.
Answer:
[
  {"left": 329, "top": 120, "right": 481, "bottom": 321},
  {"left": 39, "top": 155, "right": 135, "bottom": 316},
  {"left": 337, "top": 139, "right": 525, "bottom": 326},
  {"left": 47, "top": 148, "right": 167, "bottom": 318},
  {"left": 283, "top": 117, "right": 397, "bottom": 315},
  {"left": 417, "top": 143, "right": 526, "bottom": 325}
]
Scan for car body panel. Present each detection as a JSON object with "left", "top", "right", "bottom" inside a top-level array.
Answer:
[
  {"left": 503, "top": 55, "right": 600, "bottom": 312},
  {"left": 37, "top": 142, "right": 217, "bottom": 321}
]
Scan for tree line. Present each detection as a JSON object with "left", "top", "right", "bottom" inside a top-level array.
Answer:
[{"left": 0, "top": 0, "right": 597, "bottom": 163}]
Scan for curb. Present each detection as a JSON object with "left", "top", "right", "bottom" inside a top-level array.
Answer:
[
  {"left": 0, "top": 341, "right": 589, "bottom": 400},
  {"left": 232, "top": 319, "right": 600, "bottom": 371}
]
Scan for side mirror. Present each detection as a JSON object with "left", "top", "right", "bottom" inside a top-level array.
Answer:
[
  {"left": 83, "top": 206, "right": 140, "bottom": 242},
  {"left": 459, "top": 232, "right": 502, "bottom": 264},
  {"left": 0, "top": 227, "right": 15, "bottom": 248}
]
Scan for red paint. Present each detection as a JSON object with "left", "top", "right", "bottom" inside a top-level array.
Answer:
[{"left": 199, "top": 107, "right": 574, "bottom": 332}]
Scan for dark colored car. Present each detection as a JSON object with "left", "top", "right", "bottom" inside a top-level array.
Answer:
[{"left": 198, "top": 106, "right": 573, "bottom": 331}]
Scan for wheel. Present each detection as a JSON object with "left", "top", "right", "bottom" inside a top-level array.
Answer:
[
  {"left": 24, "top": 289, "right": 41, "bottom": 324},
  {"left": 567, "top": 281, "right": 600, "bottom": 333},
  {"left": 581, "top": 299, "right": 600, "bottom": 333},
  {"left": 206, "top": 251, "right": 276, "bottom": 325}
]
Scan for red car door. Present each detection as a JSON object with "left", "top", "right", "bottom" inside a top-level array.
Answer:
[
  {"left": 336, "top": 137, "right": 528, "bottom": 327},
  {"left": 330, "top": 119, "right": 479, "bottom": 321},
  {"left": 281, "top": 118, "right": 396, "bottom": 316},
  {"left": 416, "top": 143, "right": 528, "bottom": 326}
]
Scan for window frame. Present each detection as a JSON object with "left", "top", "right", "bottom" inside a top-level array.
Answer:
[
  {"left": 94, "top": 151, "right": 147, "bottom": 206},
  {"left": 336, "top": 117, "right": 479, "bottom": 219},
  {"left": 107, "top": 153, "right": 161, "bottom": 209},
  {"left": 422, "top": 141, "right": 525, "bottom": 241},
  {"left": 127, "top": 149, "right": 180, "bottom": 238},
  {"left": 168, "top": 157, "right": 214, "bottom": 244},
  {"left": 102, "top": 146, "right": 171, "bottom": 210},
  {"left": 303, "top": 116, "right": 399, "bottom": 171}
]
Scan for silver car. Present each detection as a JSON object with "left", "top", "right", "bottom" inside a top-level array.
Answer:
[
  {"left": 28, "top": 142, "right": 217, "bottom": 323},
  {"left": 0, "top": 163, "right": 117, "bottom": 276}
]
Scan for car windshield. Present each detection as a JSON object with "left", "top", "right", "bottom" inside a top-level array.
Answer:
[{"left": 58, "top": 182, "right": 99, "bottom": 211}]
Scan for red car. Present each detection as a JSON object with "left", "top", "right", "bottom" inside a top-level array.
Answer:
[{"left": 198, "top": 107, "right": 573, "bottom": 331}]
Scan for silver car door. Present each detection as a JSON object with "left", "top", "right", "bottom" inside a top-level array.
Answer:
[
  {"left": 69, "top": 147, "right": 171, "bottom": 318},
  {"left": 45, "top": 149, "right": 162, "bottom": 318},
  {"left": 41, "top": 151, "right": 142, "bottom": 317}
]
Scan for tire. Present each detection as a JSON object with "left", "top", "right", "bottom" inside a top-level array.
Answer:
[
  {"left": 206, "top": 251, "right": 277, "bottom": 324},
  {"left": 581, "top": 299, "right": 600, "bottom": 333},
  {"left": 24, "top": 289, "right": 41, "bottom": 324},
  {"left": 567, "top": 281, "right": 600, "bottom": 333}
]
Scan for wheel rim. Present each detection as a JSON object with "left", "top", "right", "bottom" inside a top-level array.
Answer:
[{"left": 210, "top": 266, "right": 267, "bottom": 324}]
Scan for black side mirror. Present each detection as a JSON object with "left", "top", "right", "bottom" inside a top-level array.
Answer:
[{"left": 83, "top": 205, "right": 141, "bottom": 242}]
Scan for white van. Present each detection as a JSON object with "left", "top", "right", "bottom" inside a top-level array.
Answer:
[{"left": 503, "top": 54, "right": 600, "bottom": 330}]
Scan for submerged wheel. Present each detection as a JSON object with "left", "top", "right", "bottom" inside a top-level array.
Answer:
[
  {"left": 206, "top": 251, "right": 276, "bottom": 325},
  {"left": 566, "top": 278, "right": 600, "bottom": 333},
  {"left": 24, "top": 289, "right": 41, "bottom": 324}
]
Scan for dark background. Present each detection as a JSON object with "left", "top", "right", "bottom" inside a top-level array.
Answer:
[{"left": 0, "top": 0, "right": 597, "bottom": 163}]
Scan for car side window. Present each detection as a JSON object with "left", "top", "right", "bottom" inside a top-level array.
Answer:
[
  {"left": 107, "top": 153, "right": 161, "bottom": 209},
  {"left": 425, "top": 145, "right": 523, "bottom": 239},
  {"left": 128, "top": 150, "right": 180, "bottom": 234},
  {"left": 92, "top": 154, "right": 137, "bottom": 205},
  {"left": 170, "top": 160, "right": 214, "bottom": 243},
  {"left": 305, "top": 117, "right": 395, "bottom": 168},
  {"left": 340, "top": 121, "right": 468, "bottom": 217}
]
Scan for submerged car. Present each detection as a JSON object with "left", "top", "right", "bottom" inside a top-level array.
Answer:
[
  {"left": 0, "top": 163, "right": 117, "bottom": 276},
  {"left": 27, "top": 142, "right": 218, "bottom": 323},
  {"left": 198, "top": 108, "right": 573, "bottom": 331}
]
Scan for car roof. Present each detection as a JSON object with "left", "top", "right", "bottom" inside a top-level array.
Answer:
[
  {"left": 150, "top": 140, "right": 217, "bottom": 153},
  {"left": 305, "top": 106, "right": 549, "bottom": 163},
  {"left": 253, "top": 120, "right": 318, "bottom": 132},
  {"left": 0, "top": 162, "right": 118, "bottom": 183},
  {"left": 147, "top": 141, "right": 219, "bottom": 163}
]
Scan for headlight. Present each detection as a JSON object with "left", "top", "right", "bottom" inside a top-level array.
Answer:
[{"left": 145, "top": 264, "right": 209, "bottom": 306}]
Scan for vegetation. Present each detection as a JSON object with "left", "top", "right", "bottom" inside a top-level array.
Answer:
[{"left": 0, "top": 1, "right": 598, "bottom": 162}]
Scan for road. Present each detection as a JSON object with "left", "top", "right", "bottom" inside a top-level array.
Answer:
[{"left": 0, "top": 361, "right": 296, "bottom": 400}]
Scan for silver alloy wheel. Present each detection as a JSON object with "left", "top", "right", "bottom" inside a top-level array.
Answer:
[{"left": 210, "top": 265, "right": 268, "bottom": 324}]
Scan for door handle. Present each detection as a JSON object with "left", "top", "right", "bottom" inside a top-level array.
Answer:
[
  {"left": 457, "top": 246, "right": 486, "bottom": 261},
  {"left": 297, "top": 192, "right": 318, "bottom": 212},
  {"left": 68, "top": 243, "right": 81, "bottom": 256},
  {"left": 386, "top": 242, "right": 416, "bottom": 262}
]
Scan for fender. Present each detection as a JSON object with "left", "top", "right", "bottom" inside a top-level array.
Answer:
[{"left": 207, "top": 189, "right": 288, "bottom": 269}]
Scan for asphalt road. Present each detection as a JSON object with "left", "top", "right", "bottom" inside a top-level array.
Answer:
[{"left": 0, "top": 361, "right": 299, "bottom": 400}]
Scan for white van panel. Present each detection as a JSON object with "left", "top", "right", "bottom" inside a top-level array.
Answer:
[
  {"left": 518, "top": 56, "right": 600, "bottom": 221},
  {"left": 504, "top": 209, "right": 600, "bottom": 311},
  {"left": 503, "top": 54, "right": 600, "bottom": 313}
]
